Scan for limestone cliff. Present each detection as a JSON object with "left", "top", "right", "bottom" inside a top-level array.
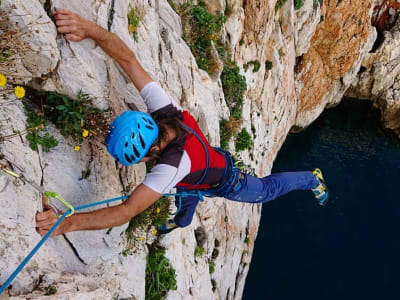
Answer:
[{"left": 0, "top": 0, "right": 398, "bottom": 299}]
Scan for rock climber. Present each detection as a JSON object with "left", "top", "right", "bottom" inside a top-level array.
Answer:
[{"left": 36, "top": 9, "right": 328, "bottom": 236}]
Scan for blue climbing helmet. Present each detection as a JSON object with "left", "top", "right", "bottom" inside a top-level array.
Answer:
[{"left": 105, "top": 111, "right": 159, "bottom": 165}]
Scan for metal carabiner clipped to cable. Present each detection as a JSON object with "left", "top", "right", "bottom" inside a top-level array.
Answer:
[{"left": 43, "top": 191, "right": 74, "bottom": 218}]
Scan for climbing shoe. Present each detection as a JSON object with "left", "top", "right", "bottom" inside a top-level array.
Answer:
[
  {"left": 158, "top": 219, "right": 178, "bottom": 235},
  {"left": 311, "top": 168, "right": 329, "bottom": 206}
]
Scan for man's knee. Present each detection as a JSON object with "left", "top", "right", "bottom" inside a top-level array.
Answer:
[{"left": 174, "top": 215, "right": 193, "bottom": 228}]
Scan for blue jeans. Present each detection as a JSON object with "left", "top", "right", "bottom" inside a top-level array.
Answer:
[{"left": 174, "top": 170, "right": 318, "bottom": 227}]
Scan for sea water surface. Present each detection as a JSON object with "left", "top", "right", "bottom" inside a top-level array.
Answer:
[{"left": 243, "top": 99, "right": 400, "bottom": 300}]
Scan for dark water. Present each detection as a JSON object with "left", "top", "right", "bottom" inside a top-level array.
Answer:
[{"left": 243, "top": 99, "right": 400, "bottom": 300}]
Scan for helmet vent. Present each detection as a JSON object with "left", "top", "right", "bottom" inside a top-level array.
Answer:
[
  {"left": 131, "top": 132, "right": 135, "bottom": 139},
  {"left": 132, "top": 144, "right": 140, "bottom": 158},
  {"left": 145, "top": 125, "right": 153, "bottom": 130},
  {"left": 125, "top": 142, "right": 128, "bottom": 147},
  {"left": 124, "top": 154, "right": 133, "bottom": 164},
  {"left": 139, "top": 134, "right": 145, "bottom": 148}
]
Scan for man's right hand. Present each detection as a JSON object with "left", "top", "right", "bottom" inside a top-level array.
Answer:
[{"left": 54, "top": 9, "right": 97, "bottom": 42}]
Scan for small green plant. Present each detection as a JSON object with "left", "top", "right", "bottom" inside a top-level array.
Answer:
[
  {"left": 244, "top": 60, "right": 261, "bottom": 72},
  {"left": 121, "top": 248, "right": 130, "bottom": 257},
  {"left": 211, "top": 247, "right": 219, "bottom": 260},
  {"left": 179, "top": 1, "right": 227, "bottom": 74},
  {"left": 278, "top": 48, "right": 284, "bottom": 59},
  {"left": 194, "top": 246, "right": 205, "bottom": 257},
  {"left": 209, "top": 261, "right": 215, "bottom": 274},
  {"left": 294, "top": 0, "right": 305, "bottom": 10},
  {"left": 145, "top": 244, "right": 177, "bottom": 300},
  {"left": 224, "top": 216, "right": 228, "bottom": 223},
  {"left": 235, "top": 128, "right": 253, "bottom": 152},
  {"left": 211, "top": 279, "right": 217, "bottom": 292},
  {"left": 239, "top": 39, "right": 245, "bottom": 46},
  {"left": 167, "top": 0, "right": 177, "bottom": 12},
  {"left": 44, "top": 285, "right": 57, "bottom": 296},
  {"left": 81, "top": 168, "right": 91, "bottom": 179},
  {"left": 125, "top": 196, "right": 171, "bottom": 242},
  {"left": 128, "top": 6, "right": 140, "bottom": 42},
  {"left": 31, "top": 90, "right": 111, "bottom": 143},
  {"left": 244, "top": 237, "right": 250, "bottom": 244},
  {"left": 221, "top": 64, "right": 247, "bottom": 119},
  {"left": 24, "top": 103, "right": 58, "bottom": 152},
  {"left": 265, "top": 60, "right": 273, "bottom": 70},
  {"left": 275, "top": 0, "right": 288, "bottom": 10}
]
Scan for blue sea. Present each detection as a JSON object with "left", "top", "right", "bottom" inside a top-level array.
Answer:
[{"left": 243, "top": 99, "right": 400, "bottom": 300}]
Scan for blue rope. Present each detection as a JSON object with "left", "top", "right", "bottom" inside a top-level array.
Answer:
[{"left": 0, "top": 195, "right": 129, "bottom": 295}]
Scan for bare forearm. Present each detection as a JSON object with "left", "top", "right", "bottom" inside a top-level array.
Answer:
[
  {"left": 64, "top": 202, "right": 134, "bottom": 233},
  {"left": 87, "top": 24, "right": 152, "bottom": 91},
  {"left": 36, "top": 183, "right": 161, "bottom": 237},
  {"left": 55, "top": 9, "right": 152, "bottom": 91}
]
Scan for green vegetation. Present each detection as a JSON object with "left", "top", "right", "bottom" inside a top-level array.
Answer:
[
  {"left": 211, "top": 247, "right": 219, "bottom": 260},
  {"left": 239, "top": 39, "right": 245, "bottom": 46},
  {"left": 244, "top": 60, "right": 261, "bottom": 72},
  {"left": 24, "top": 88, "right": 111, "bottom": 152},
  {"left": 219, "top": 63, "right": 249, "bottom": 151},
  {"left": 294, "top": 0, "right": 305, "bottom": 10},
  {"left": 209, "top": 261, "right": 215, "bottom": 274},
  {"left": 278, "top": 48, "right": 284, "bottom": 59},
  {"left": 146, "top": 244, "right": 177, "bottom": 300},
  {"left": 44, "top": 285, "right": 57, "bottom": 296},
  {"left": 219, "top": 119, "right": 231, "bottom": 150},
  {"left": 176, "top": 1, "right": 252, "bottom": 154},
  {"left": 265, "top": 60, "right": 273, "bottom": 70},
  {"left": 275, "top": 0, "right": 288, "bottom": 10},
  {"left": 221, "top": 64, "right": 247, "bottom": 119},
  {"left": 128, "top": 6, "right": 140, "bottom": 42},
  {"left": 25, "top": 89, "right": 111, "bottom": 146},
  {"left": 24, "top": 104, "right": 58, "bottom": 152},
  {"left": 211, "top": 279, "right": 217, "bottom": 292},
  {"left": 125, "top": 196, "right": 171, "bottom": 242},
  {"left": 235, "top": 128, "right": 253, "bottom": 152},
  {"left": 167, "top": 0, "right": 177, "bottom": 12},
  {"left": 179, "top": 1, "right": 227, "bottom": 74},
  {"left": 244, "top": 237, "right": 250, "bottom": 244},
  {"left": 194, "top": 246, "right": 205, "bottom": 257}
]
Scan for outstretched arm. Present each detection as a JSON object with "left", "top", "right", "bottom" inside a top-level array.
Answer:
[
  {"left": 54, "top": 9, "right": 152, "bottom": 92},
  {"left": 36, "top": 184, "right": 162, "bottom": 236}
]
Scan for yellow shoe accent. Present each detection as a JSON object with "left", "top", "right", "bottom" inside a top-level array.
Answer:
[{"left": 312, "top": 168, "right": 324, "bottom": 181}]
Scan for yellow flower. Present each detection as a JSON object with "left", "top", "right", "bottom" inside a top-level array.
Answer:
[
  {"left": 152, "top": 229, "right": 157, "bottom": 235},
  {"left": 74, "top": 145, "right": 80, "bottom": 151},
  {"left": 82, "top": 129, "right": 89, "bottom": 138},
  {"left": 128, "top": 24, "right": 136, "bottom": 34},
  {"left": 14, "top": 86, "right": 25, "bottom": 99},
  {"left": 0, "top": 73, "right": 6, "bottom": 87},
  {"left": 156, "top": 207, "right": 160, "bottom": 214},
  {"left": 139, "top": 236, "right": 144, "bottom": 241}
]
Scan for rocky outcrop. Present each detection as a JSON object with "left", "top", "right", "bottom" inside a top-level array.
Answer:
[
  {"left": 0, "top": 0, "right": 397, "bottom": 299},
  {"left": 346, "top": 11, "right": 400, "bottom": 137}
]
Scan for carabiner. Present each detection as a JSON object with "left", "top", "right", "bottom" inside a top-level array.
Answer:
[{"left": 44, "top": 191, "right": 75, "bottom": 218}]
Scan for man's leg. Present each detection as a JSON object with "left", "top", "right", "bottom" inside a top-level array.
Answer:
[
  {"left": 173, "top": 194, "right": 201, "bottom": 227},
  {"left": 226, "top": 171, "right": 319, "bottom": 204}
]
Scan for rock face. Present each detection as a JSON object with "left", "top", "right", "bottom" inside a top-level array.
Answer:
[
  {"left": 346, "top": 11, "right": 400, "bottom": 137},
  {"left": 0, "top": 0, "right": 397, "bottom": 299}
]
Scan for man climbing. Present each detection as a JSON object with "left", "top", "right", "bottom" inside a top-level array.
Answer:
[{"left": 36, "top": 9, "right": 328, "bottom": 236}]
